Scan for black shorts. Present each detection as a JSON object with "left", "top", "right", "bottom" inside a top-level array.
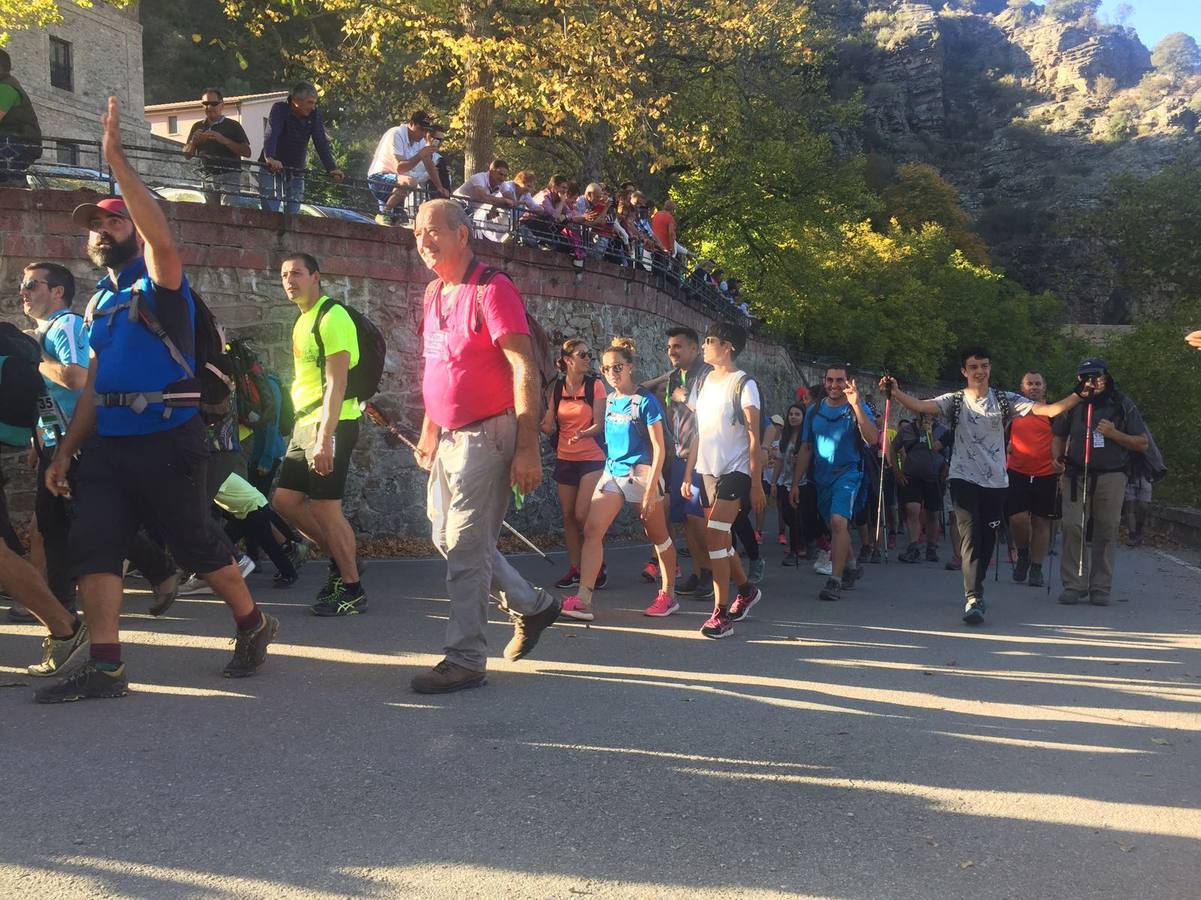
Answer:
[
  {"left": 277, "top": 418, "right": 360, "bottom": 501},
  {"left": 900, "top": 478, "right": 942, "bottom": 512},
  {"left": 699, "top": 472, "right": 751, "bottom": 508},
  {"left": 1005, "top": 471, "right": 1058, "bottom": 519},
  {"left": 69, "top": 416, "right": 236, "bottom": 578},
  {"left": 552, "top": 457, "right": 605, "bottom": 487}
]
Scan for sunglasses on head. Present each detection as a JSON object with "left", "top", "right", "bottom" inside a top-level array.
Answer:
[{"left": 601, "top": 363, "right": 625, "bottom": 375}]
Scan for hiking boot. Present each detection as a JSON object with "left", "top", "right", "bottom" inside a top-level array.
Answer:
[
  {"left": 962, "top": 596, "right": 986, "bottom": 626},
  {"left": 700, "top": 607, "right": 734, "bottom": 639},
  {"left": 675, "top": 572, "right": 699, "bottom": 596},
  {"left": 27, "top": 620, "right": 90, "bottom": 678},
  {"left": 898, "top": 544, "right": 922, "bottom": 564},
  {"left": 729, "top": 586, "right": 762, "bottom": 622},
  {"left": 595, "top": 564, "right": 609, "bottom": 590},
  {"left": 857, "top": 545, "right": 871, "bottom": 565},
  {"left": 311, "top": 584, "right": 367, "bottom": 617},
  {"left": 926, "top": 543, "right": 939, "bottom": 563},
  {"left": 945, "top": 557, "right": 962, "bottom": 571},
  {"left": 694, "top": 570, "right": 715, "bottom": 600},
  {"left": 35, "top": 660, "right": 129, "bottom": 703},
  {"left": 504, "top": 594, "right": 561, "bottom": 661},
  {"left": 641, "top": 560, "right": 659, "bottom": 583},
  {"left": 223, "top": 613, "right": 279, "bottom": 677},
  {"left": 869, "top": 547, "right": 882, "bottom": 564},
  {"left": 1013, "top": 550, "right": 1030, "bottom": 583},
  {"left": 1089, "top": 592, "right": 1111, "bottom": 606},
  {"left": 555, "top": 566, "right": 581, "bottom": 590},
  {"left": 840, "top": 569, "right": 857, "bottom": 591},
  {"left": 782, "top": 552, "right": 798, "bottom": 567},
  {"left": 411, "top": 659, "right": 486, "bottom": 694},
  {"left": 285, "top": 540, "right": 312, "bottom": 570},
  {"left": 819, "top": 578, "right": 842, "bottom": 602},
  {"left": 748, "top": 558, "right": 766, "bottom": 584},
  {"left": 1126, "top": 531, "right": 1143, "bottom": 548},
  {"left": 148, "top": 572, "right": 181, "bottom": 617},
  {"left": 643, "top": 591, "right": 679, "bottom": 618},
  {"left": 560, "top": 595, "right": 595, "bottom": 621},
  {"left": 1057, "top": 589, "right": 1084, "bottom": 605},
  {"left": 1027, "top": 563, "right": 1044, "bottom": 588}
]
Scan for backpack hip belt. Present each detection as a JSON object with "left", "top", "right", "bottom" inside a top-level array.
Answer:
[{"left": 95, "top": 388, "right": 201, "bottom": 416}]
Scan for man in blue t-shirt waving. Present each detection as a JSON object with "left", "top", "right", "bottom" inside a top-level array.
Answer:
[
  {"left": 790, "top": 365, "right": 878, "bottom": 602},
  {"left": 37, "top": 98, "right": 278, "bottom": 704}
]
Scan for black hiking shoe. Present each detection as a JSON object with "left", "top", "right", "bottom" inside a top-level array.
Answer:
[
  {"left": 223, "top": 613, "right": 279, "bottom": 678},
  {"left": 1013, "top": 550, "right": 1030, "bottom": 583},
  {"left": 148, "top": 572, "right": 181, "bottom": 617},
  {"left": 504, "top": 594, "right": 562, "bottom": 661},
  {"left": 898, "top": 544, "right": 922, "bottom": 564},
  {"left": 35, "top": 660, "right": 129, "bottom": 703},
  {"left": 962, "top": 596, "right": 986, "bottom": 626},
  {"left": 1027, "top": 563, "right": 1044, "bottom": 588},
  {"left": 925, "top": 544, "right": 939, "bottom": 562},
  {"left": 819, "top": 578, "right": 842, "bottom": 602}
]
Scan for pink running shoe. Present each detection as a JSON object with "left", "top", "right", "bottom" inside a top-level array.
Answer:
[
  {"left": 700, "top": 608, "right": 734, "bottom": 639},
  {"left": 560, "top": 596, "right": 595, "bottom": 621},
  {"left": 641, "top": 560, "right": 660, "bottom": 583},
  {"left": 777, "top": 534, "right": 787, "bottom": 546},
  {"left": 643, "top": 591, "right": 679, "bottom": 617},
  {"left": 729, "top": 585, "right": 762, "bottom": 622}
]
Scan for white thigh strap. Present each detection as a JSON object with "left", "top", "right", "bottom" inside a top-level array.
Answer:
[
  {"left": 707, "top": 547, "right": 732, "bottom": 559},
  {"left": 654, "top": 538, "right": 673, "bottom": 553},
  {"left": 707, "top": 520, "right": 732, "bottom": 533}
]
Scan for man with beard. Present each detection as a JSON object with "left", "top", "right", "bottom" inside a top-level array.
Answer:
[
  {"left": 1052, "top": 358, "right": 1148, "bottom": 606},
  {"left": 37, "top": 98, "right": 277, "bottom": 704}
]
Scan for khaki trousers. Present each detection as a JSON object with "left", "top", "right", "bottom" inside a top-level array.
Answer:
[{"left": 1059, "top": 471, "right": 1127, "bottom": 600}]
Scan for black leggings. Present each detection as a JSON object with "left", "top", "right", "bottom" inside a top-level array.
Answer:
[
  {"left": 776, "top": 487, "right": 802, "bottom": 553},
  {"left": 731, "top": 505, "right": 760, "bottom": 561},
  {"left": 225, "top": 507, "right": 297, "bottom": 580},
  {"left": 949, "top": 478, "right": 1006, "bottom": 600}
]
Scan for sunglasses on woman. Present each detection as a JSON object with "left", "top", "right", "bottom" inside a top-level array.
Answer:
[{"left": 601, "top": 363, "right": 625, "bottom": 375}]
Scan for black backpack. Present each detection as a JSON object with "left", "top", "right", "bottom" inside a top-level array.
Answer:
[
  {"left": 311, "top": 298, "right": 386, "bottom": 410},
  {"left": 1112, "top": 394, "right": 1168, "bottom": 484},
  {"left": 0, "top": 323, "right": 44, "bottom": 446}
]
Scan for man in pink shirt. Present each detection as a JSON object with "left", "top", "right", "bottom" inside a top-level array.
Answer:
[{"left": 411, "top": 198, "right": 560, "bottom": 693}]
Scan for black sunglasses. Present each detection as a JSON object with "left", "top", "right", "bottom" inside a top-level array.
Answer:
[
  {"left": 601, "top": 363, "right": 626, "bottom": 374},
  {"left": 20, "top": 278, "right": 48, "bottom": 291},
  {"left": 201, "top": 100, "right": 222, "bottom": 107}
]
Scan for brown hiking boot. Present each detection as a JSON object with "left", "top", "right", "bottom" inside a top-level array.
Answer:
[
  {"left": 504, "top": 594, "right": 562, "bottom": 662},
  {"left": 411, "top": 659, "right": 487, "bottom": 694}
]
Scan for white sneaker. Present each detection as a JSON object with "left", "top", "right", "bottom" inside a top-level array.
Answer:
[
  {"left": 176, "top": 574, "right": 211, "bottom": 596},
  {"left": 813, "top": 549, "right": 832, "bottom": 576},
  {"left": 237, "top": 554, "right": 257, "bottom": 579}
]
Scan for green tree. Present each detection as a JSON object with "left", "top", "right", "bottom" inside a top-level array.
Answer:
[
  {"left": 880, "top": 162, "right": 990, "bottom": 265},
  {"left": 1042, "top": 0, "right": 1101, "bottom": 22},
  {"left": 1151, "top": 32, "right": 1201, "bottom": 79}
]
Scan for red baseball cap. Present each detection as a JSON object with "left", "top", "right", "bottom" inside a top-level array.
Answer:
[{"left": 72, "top": 197, "right": 129, "bottom": 229}]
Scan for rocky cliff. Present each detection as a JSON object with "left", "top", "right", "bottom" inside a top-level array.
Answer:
[{"left": 842, "top": 0, "right": 1200, "bottom": 323}]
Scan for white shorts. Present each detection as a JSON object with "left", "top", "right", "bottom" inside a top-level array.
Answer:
[{"left": 595, "top": 464, "right": 664, "bottom": 505}]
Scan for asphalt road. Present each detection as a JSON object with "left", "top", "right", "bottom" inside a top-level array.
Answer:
[{"left": 2, "top": 522, "right": 1199, "bottom": 899}]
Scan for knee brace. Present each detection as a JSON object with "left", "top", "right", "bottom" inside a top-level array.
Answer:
[{"left": 707, "top": 547, "right": 733, "bottom": 560}]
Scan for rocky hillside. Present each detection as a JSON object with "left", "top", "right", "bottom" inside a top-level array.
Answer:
[{"left": 835, "top": 0, "right": 1200, "bottom": 323}]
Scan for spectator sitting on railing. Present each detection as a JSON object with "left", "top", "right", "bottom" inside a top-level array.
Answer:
[
  {"left": 258, "top": 82, "right": 345, "bottom": 215},
  {"left": 0, "top": 49, "right": 43, "bottom": 184},
  {"left": 367, "top": 109, "right": 447, "bottom": 227},
  {"left": 453, "top": 158, "right": 515, "bottom": 242},
  {"left": 183, "top": 88, "right": 251, "bottom": 208}
]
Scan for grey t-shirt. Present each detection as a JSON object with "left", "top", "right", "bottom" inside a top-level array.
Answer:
[{"left": 933, "top": 390, "right": 1036, "bottom": 489}]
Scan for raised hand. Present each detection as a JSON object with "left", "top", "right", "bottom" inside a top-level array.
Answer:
[{"left": 844, "top": 378, "right": 860, "bottom": 406}]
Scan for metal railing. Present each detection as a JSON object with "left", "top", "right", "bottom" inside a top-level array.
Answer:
[{"left": 11, "top": 135, "right": 751, "bottom": 325}]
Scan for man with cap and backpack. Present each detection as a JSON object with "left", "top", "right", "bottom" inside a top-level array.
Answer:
[
  {"left": 1052, "top": 357, "right": 1152, "bottom": 606},
  {"left": 38, "top": 98, "right": 277, "bottom": 703}
]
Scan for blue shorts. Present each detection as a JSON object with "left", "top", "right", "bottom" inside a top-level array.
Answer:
[
  {"left": 667, "top": 457, "right": 704, "bottom": 523},
  {"left": 817, "top": 469, "right": 864, "bottom": 523},
  {"left": 368, "top": 172, "right": 399, "bottom": 206}
]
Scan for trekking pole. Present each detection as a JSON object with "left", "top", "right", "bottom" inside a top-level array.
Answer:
[
  {"left": 875, "top": 379, "right": 892, "bottom": 563},
  {"left": 1047, "top": 476, "right": 1062, "bottom": 597},
  {"left": 1078, "top": 401, "right": 1093, "bottom": 579},
  {"left": 362, "top": 402, "right": 554, "bottom": 565}
]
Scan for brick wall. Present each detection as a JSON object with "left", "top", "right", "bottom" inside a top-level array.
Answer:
[{"left": 0, "top": 188, "right": 803, "bottom": 537}]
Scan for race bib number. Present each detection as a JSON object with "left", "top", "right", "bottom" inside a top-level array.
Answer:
[
  {"left": 1092, "top": 430, "right": 1106, "bottom": 449},
  {"left": 423, "top": 329, "right": 449, "bottom": 361}
]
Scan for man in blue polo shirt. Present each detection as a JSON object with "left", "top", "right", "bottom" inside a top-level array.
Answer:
[
  {"left": 790, "top": 365, "right": 877, "bottom": 602},
  {"left": 36, "top": 98, "right": 278, "bottom": 704}
]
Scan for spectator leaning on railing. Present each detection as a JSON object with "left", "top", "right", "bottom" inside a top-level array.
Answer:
[
  {"left": 453, "top": 158, "right": 516, "bottom": 241},
  {"left": 183, "top": 89, "right": 251, "bottom": 208},
  {"left": 0, "top": 49, "right": 43, "bottom": 184},
  {"left": 259, "top": 82, "right": 345, "bottom": 214},
  {"left": 367, "top": 109, "right": 448, "bottom": 226}
]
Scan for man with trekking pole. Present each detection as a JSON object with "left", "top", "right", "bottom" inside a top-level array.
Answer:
[{"left": 1052, "top": 358, "right": 1148, "bottom": 606}]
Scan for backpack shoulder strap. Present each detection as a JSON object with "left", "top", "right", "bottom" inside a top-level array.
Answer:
[
  {"left": 470, "top": 263, "right": 508, "bottom": 333},
  {"left": 949, "top": 390, "right": 964, "bottom": 431},
  {"left": 551, "top": 375, "right": 566, "bottom": 412},
  {"left": 730, "top": 372, "right": 752, "bottom": 425},
  {"left": 127, "top": 280, "right": 196, "bottom": 380},
  {"left": 310, "top": 297, "right": 339, "bottom": 374},
  {"left": 995, "top": 389, "right": 1014, "bottom": 426}
]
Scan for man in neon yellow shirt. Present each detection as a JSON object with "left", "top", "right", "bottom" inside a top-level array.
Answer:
[{"left": 272, "top": 252, "right": 365, "bottom": 615}]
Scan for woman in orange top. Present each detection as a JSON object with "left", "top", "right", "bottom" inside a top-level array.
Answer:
[{"left": 541, "top": 339, "right": 607, "bottom": 589}]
